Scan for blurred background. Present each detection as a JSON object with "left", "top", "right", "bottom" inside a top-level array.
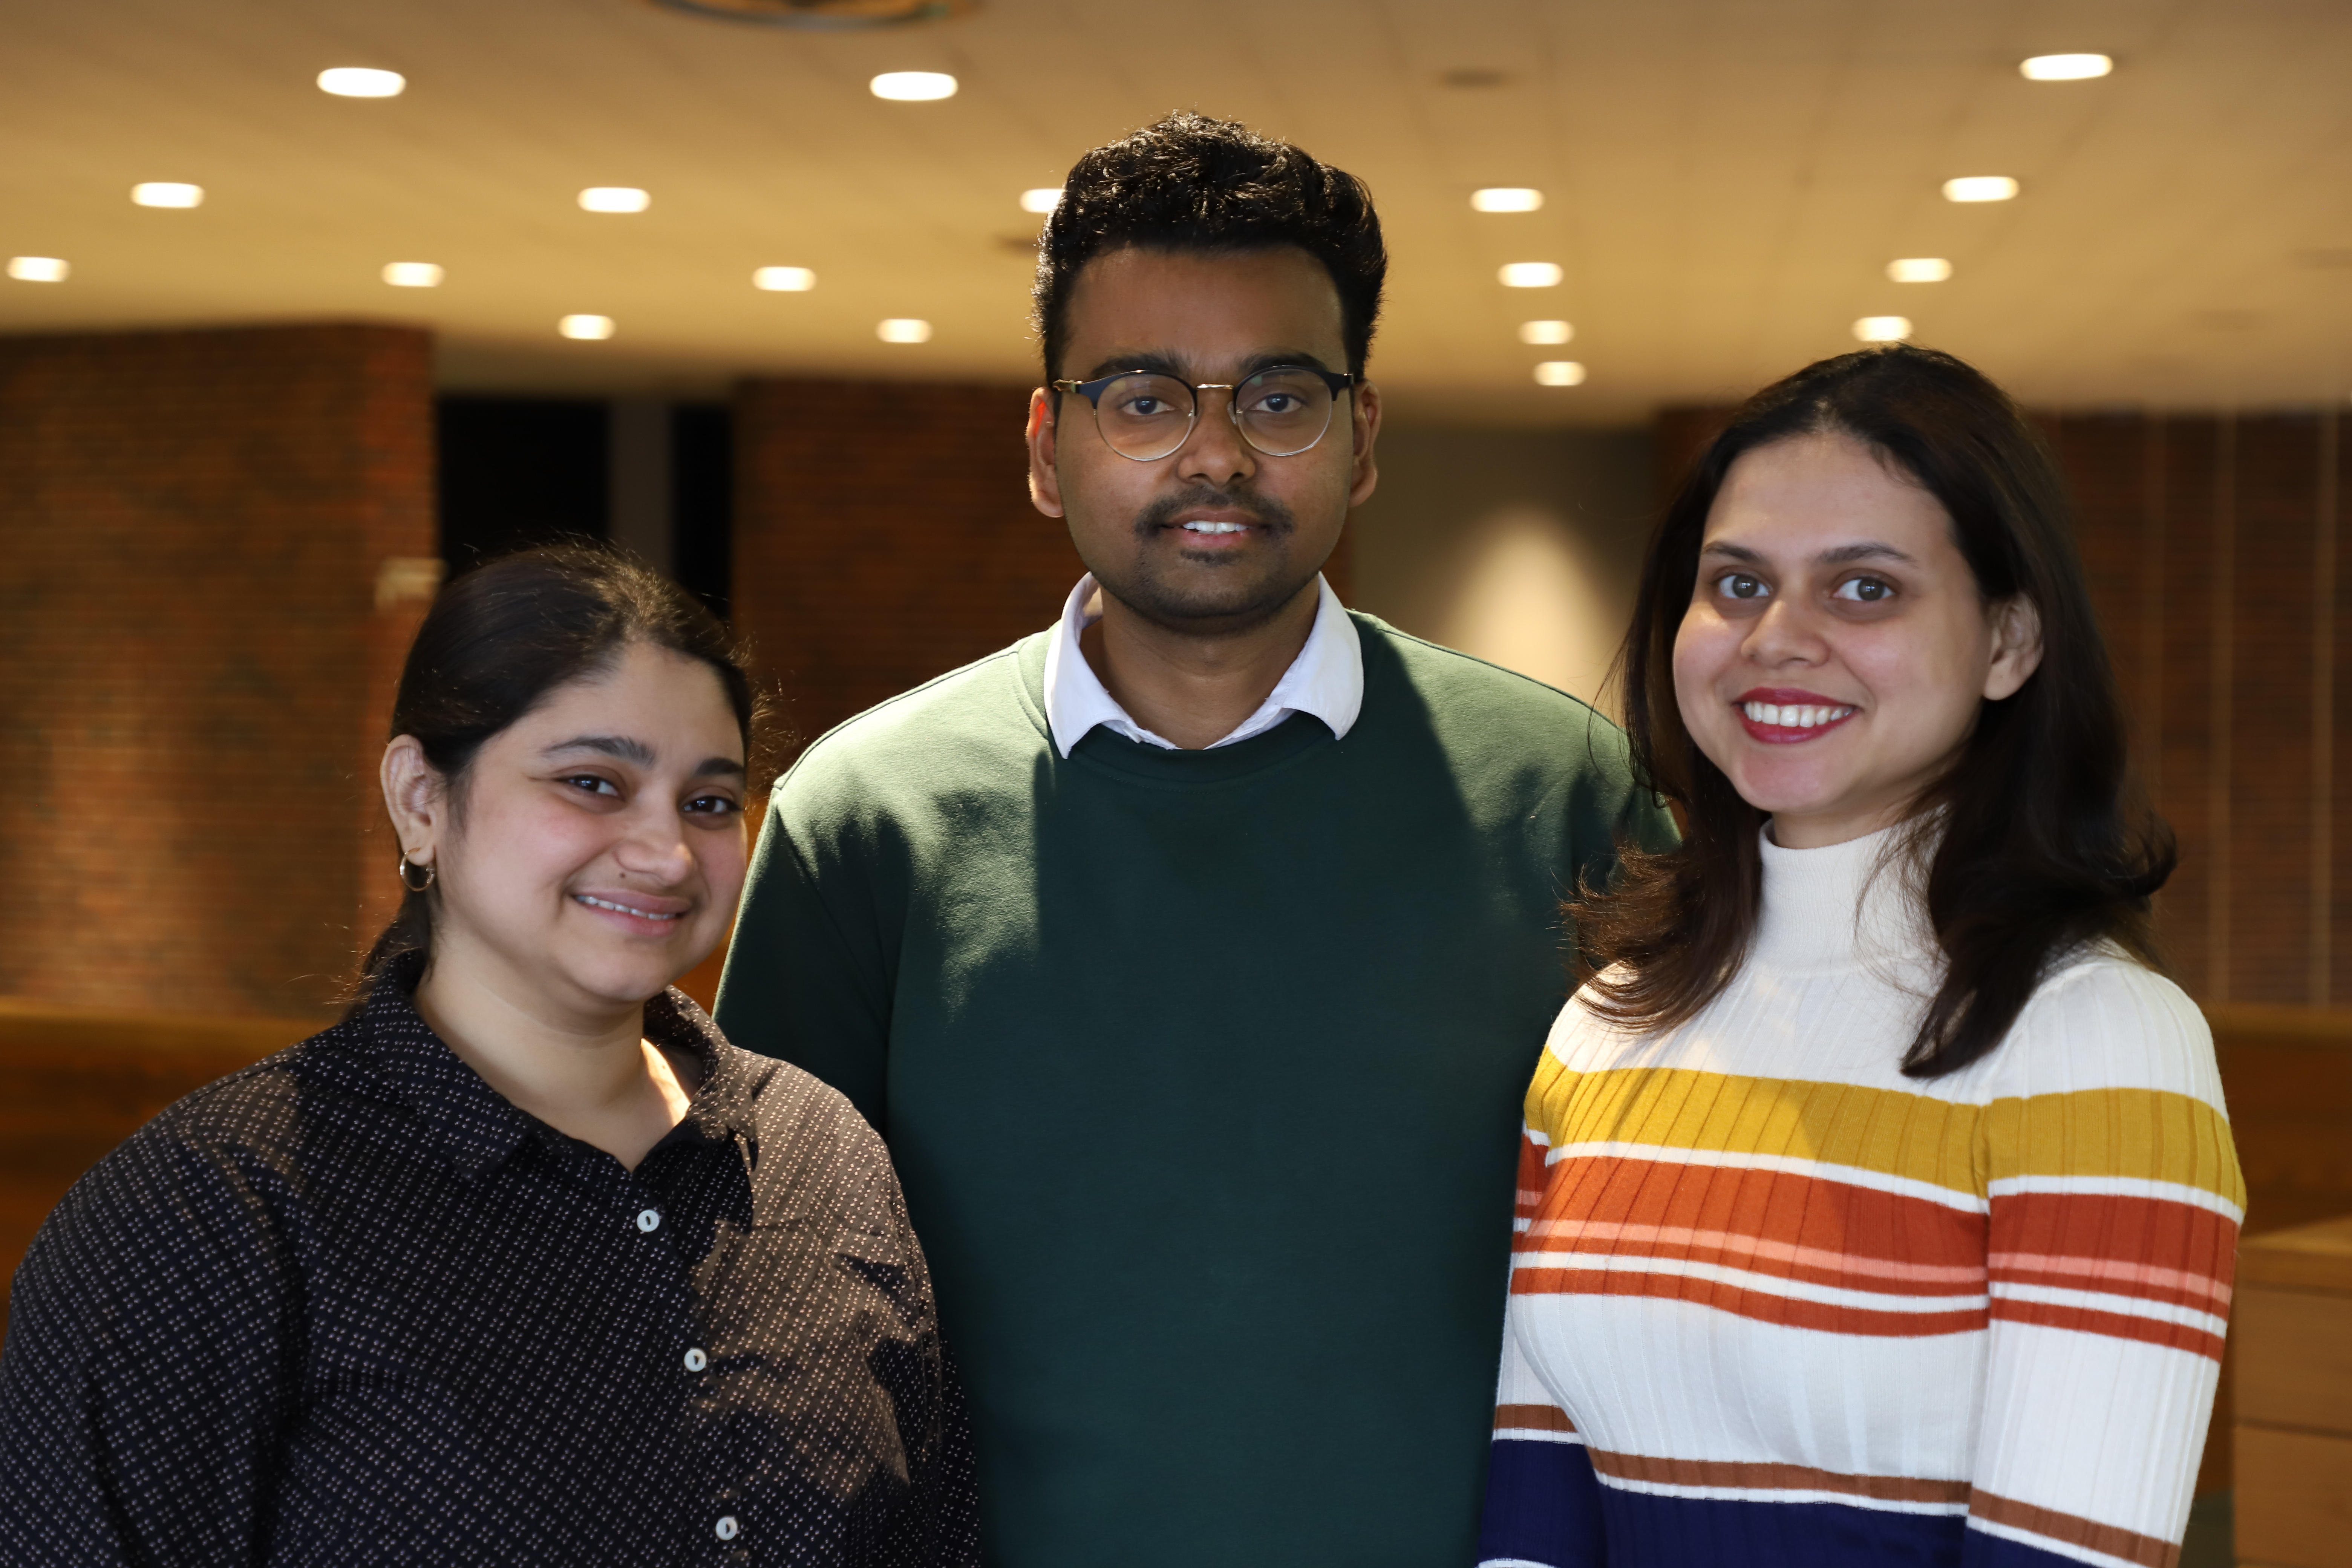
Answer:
[{"left": 2, "top": 1, "right": 2349, "bottom": 1559}]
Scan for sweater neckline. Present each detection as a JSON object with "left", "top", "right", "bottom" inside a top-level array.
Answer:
[
  {"left": 1013, "top": 625, "right": 1344, "bottom": 784},
  {"left": 1752, "top": 822, "right": 1931, "bottom": 973}
]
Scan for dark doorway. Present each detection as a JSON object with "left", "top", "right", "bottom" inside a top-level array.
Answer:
[{"left": 436, "top": 398, "right": 609, "bottom": 571}]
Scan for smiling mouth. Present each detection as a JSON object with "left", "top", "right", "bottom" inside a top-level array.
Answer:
[
  {"left": 574, "top": 894, "right": 681, "bottom": 922},
  {"left": 1180, "top": 520, "right": 1249, "bottom": 534},
  {"left": 1741, "top": 701, "right": 1856, "bottom": 729}
]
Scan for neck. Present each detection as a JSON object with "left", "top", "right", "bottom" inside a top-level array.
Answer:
[
  {"left": 410, "top": 931, "right": 692, "bottom": 1170},
  {"left": 1083, "top": 578, "right": 1320, "bottom": 749}
]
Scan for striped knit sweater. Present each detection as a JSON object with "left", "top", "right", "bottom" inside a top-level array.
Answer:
[{"left": 1478, "top": 826, "right": 2242, "bottom": 1568}]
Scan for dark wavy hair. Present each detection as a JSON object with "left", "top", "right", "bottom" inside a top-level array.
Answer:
[
  {"left": 356, "top": 544, "right": 758, "bottom": 997},
  {"left": 1576, "top": 345, "right": 2175, "bottom": 1077},
  {"left": 1034, "top": 111, "right": 1387, "bottom": 380}
]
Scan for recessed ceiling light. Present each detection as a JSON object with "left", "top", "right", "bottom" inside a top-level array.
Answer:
[
  {"left": 7, "top": 256, "right": 68, "bottom": 282},
  {"left": 559, "top": 315, "right": 616, "bottom": 340},
  {"left": 877, "top": 318, "right": 933, "bottom": 343},
  {"left": 1518, "top": 320, "right": 1573, "bottom": 345},
  {"left": 131, "top": 182, "right": 204, "bottom": 208},
  {"left": 1942, "top": 176, "right": 2018, "bottom": 204},
  {"left": 579, "top": 187, "right": 651, "bottom": 213},
  {"left": 382, "top": 262, "right": 444, "bottom": 288},
  {"left": 1499, "top": 262, "right": 1563, "bottom": 288},
  {"left": 2020, "top": 53, "right": 2111, "bottom": 81},
  {"left": 1533, "top": 361, "right": 1586, "bottom": 386},
  {"left": 1887, "top": 257, "right": 1952, "bottom": 283},
  {"left": 1020, "top": 188, "right": 1062, "bottom": 214},
  {"left": 1472, "top": 187, "right": 1544, "bottom": 213},
  {"left": 870, "top": 72, "right": 957, "bottom": 101},
  {"left": 1853, "top": 316, "right": 1912, "bottom": 342},
  {"left": 754, "top": 266, "right": 816, "bottom": 292},
  {"left": 318, "top": 67, "right": 405, "bottom": 98}
]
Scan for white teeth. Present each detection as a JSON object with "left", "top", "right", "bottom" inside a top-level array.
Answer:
[
  {"left": 575, "top": 894, "right": 679, "bottom": 920},
  {"left": 1743, "top": 701, "right": 1855, "bottom": 729},
  {"left": 1181, "top": 521, "right": 1246, "bottom": 533}
]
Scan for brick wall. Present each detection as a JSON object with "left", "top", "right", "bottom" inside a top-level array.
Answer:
[
  {"left": 0, "top": 325, "right": 436, "bottom": 1019},
  {"left": 1657, "top": 404, "right": 2352, "bottom": 1006}
]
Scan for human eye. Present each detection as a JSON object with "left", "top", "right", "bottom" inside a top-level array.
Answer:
[
  {"left": 1832, "top": 575, "right": 1896, "bottom": 603},
  {"left": 562, "top": 773, "right": 622, "bottom": 798},
  {"left": 1713, "top": 572, "right": 1770, "bottom": 601},
  {"left": 682, "top": 793, "right": 741, "bottom": 819}
]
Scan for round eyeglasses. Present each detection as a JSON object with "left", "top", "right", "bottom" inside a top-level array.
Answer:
[{"left": 1050, "top": 366, "right": 1359, "bottom": 462}]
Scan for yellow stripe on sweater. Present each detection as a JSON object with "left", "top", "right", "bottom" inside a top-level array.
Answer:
[
  {"left": 1528, "top": 1060, "right": 2242, "bottom": 1205},
  {"left": 1983, "top": 1089, "right": 2244, "bottom": 1205}
]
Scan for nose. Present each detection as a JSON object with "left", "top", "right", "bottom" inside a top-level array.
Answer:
[
  {"left": 1172, "top": 386, "right": 1257, "bottom": 488},
  {"left": 614, "top": 806, "right": 696, "bottom": 885},
  {"left": 1741, "top": 595, "right": 1830, "bottom": 669}
]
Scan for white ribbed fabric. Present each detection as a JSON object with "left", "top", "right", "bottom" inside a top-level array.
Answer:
[{"left": 1479, "top": 826, "right": 2243, "bottom": 1568}]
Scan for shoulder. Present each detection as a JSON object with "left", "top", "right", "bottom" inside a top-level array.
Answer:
[
  {"left": 770, "top": 636, "right": 1047, "bottom": 827},
  {"left": 722, "top": 1044, "right": 905, "bottom": 1220},
  {"left": 1354, "top": 614, "right": 1639, "bottom": 778},
  {"left": 1997, "top": 948, "right": 2222, "bottom": 1105}
]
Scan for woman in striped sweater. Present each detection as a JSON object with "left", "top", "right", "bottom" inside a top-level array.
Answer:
[{"left": 1478, "top": 345, "right": 2240, "bottom": 1568}]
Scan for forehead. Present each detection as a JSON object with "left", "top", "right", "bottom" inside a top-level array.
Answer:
[
  {"left": 1703, "top": 432, "right": 1952, "bottom": 553},
  {"left": 1061, "top": 244, "right": 1344, "bottom": 367},
  {"left": 512, "top": 644, "right": 743, "bottom": 753}
]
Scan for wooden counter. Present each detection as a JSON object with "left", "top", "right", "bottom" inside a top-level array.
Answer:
[{"left": 2236, "top": 1216, "right": 2352, "bottom": 1568}]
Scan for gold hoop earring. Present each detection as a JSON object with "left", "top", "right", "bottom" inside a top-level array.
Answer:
[{"left": 398, "top": 854, "right": 436, "bottom": 893}]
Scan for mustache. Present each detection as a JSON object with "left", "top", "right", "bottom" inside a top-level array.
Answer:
[{"left": 1133, "top": 485, "right": 1296, "bottom": 539}]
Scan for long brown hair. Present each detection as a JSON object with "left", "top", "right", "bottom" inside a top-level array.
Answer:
[{"left": 1577, "top": 345, "right": 2174, "bottom": 1077}]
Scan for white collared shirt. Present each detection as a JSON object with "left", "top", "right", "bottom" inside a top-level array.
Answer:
[{"left": 1040, "top": 573, "right": 1364, "bottom": 759}]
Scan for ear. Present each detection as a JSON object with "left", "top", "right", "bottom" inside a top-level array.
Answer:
[
  {"left": 1982, "top": 595, "right": 2045, "bottom": 701},
  {"left": 1346, "top": 380, "right": 1383, "bottom": 508},
  {"left": 381, "top": 735, "right": 447, "bottom": 868},
  {"left": 1026, "top": 386, "right": 1065, "bottom": 519}
]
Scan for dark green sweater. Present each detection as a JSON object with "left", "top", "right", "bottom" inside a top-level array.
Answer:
[{"left": 715, "top": 616, "right": 1672, "bottom": 1567}]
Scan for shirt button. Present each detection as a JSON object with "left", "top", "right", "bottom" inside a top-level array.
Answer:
[
  {"left": 635, "top": 1208, "right": 662, "bottom": 1233},
  {"left": 684, "top": 1347, "right": 708, "bottom": 1373},
  {"left": 714, "top": 1515, "right": 739, "bottom": 1541}
]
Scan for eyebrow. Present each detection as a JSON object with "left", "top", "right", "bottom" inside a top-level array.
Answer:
[
  {"left": 1080, "top": 348, "right": 1338, "bottom": 383},
  {"left": 1700, "top": 541, "right": 1917, "bottom": 567},
  {"left": 544, "top": 735, "right": 746, "bottom": 779}
]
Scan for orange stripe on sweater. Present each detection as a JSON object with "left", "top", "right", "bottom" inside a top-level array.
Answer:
[
  {"left": 1988, "top": 1297, "right": 2226, "bottom": 1362},
  {"left": 1522, "top": 1155, "right": 1986, "bottom": 1295},
  {"left": 1969, "top": 1488, "right": 2179, "bottom": 1568},
  {"left": 1511, "top": 1265, "right": 1988, "bottom": 1338},
  {"left": 1586, "top": 1448, "right": 1971, "bottom": 1505},
  {"left": 1989, "top": 1191, "right": 2238, "bottom": 1312}
]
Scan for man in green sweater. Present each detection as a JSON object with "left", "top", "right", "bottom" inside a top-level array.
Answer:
[{"left": 716, "top": 113, "right": 1671, "bottom": 1565}]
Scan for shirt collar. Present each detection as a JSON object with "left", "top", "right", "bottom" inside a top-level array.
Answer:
[
  {"left": 355, "top": 951, "right": 754, "bottom": 1180},
  {"left": 1040, "top": 572, "right": 1363, "bottom": 759}
]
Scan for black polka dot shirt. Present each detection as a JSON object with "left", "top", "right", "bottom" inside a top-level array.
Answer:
[{"left": 0, "top": 957, "right": 978, "bottom": 1566}]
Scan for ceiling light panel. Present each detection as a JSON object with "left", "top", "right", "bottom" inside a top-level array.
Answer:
[
  {"left": 131, "top": 182, "right": 203, "bottom": 208},
  {"left": 579, "top": 187, "right": 650, "bottom": 213},
  {"left": 318, "top": 67, "right": 405, "bottom": 98},
  {"left": 8, "top": 257, "right": 69, "bottom": 282},
  {"left": 870, "top": 72, "right": 956, "bottom": 101},
  {"left": 2020, "top": 54, "right": 2112, "bottom": 81},
  {"left": 1471, "top": 188, "right": 1544, "bottom": 213},
  {"left": 382, "top": 262, "right": 444, "bottom": 287},
  {"left": 753, "top": 266, "right": 815, "bottom": 292},
  {"left": 1518, "top": 320, "right": 1573, "bottom": 345},
  {"left": 1499, "top": 262, "right": 1563, "bottom": 288},
  {"left": 1887, "top": 257, "right": 1953, "bottom": 283},
  {"left": 1533, "top": 361, "right": 1586, "bottom": 386},
  {"left": 1020, "top": 188, "right": 1062, "bottom": 214},
  {"left": 1853, "top": 316, "right": 1912, "bottom": 342},
  {"left": 876, "top": 318, "right": 933, "bottom": 343},
  {"left": 559, "top": 314, "right": 615, "bottom": 340},
  {"left": 1942, "top": 176, "right": 2018, "bottom": 203}
]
